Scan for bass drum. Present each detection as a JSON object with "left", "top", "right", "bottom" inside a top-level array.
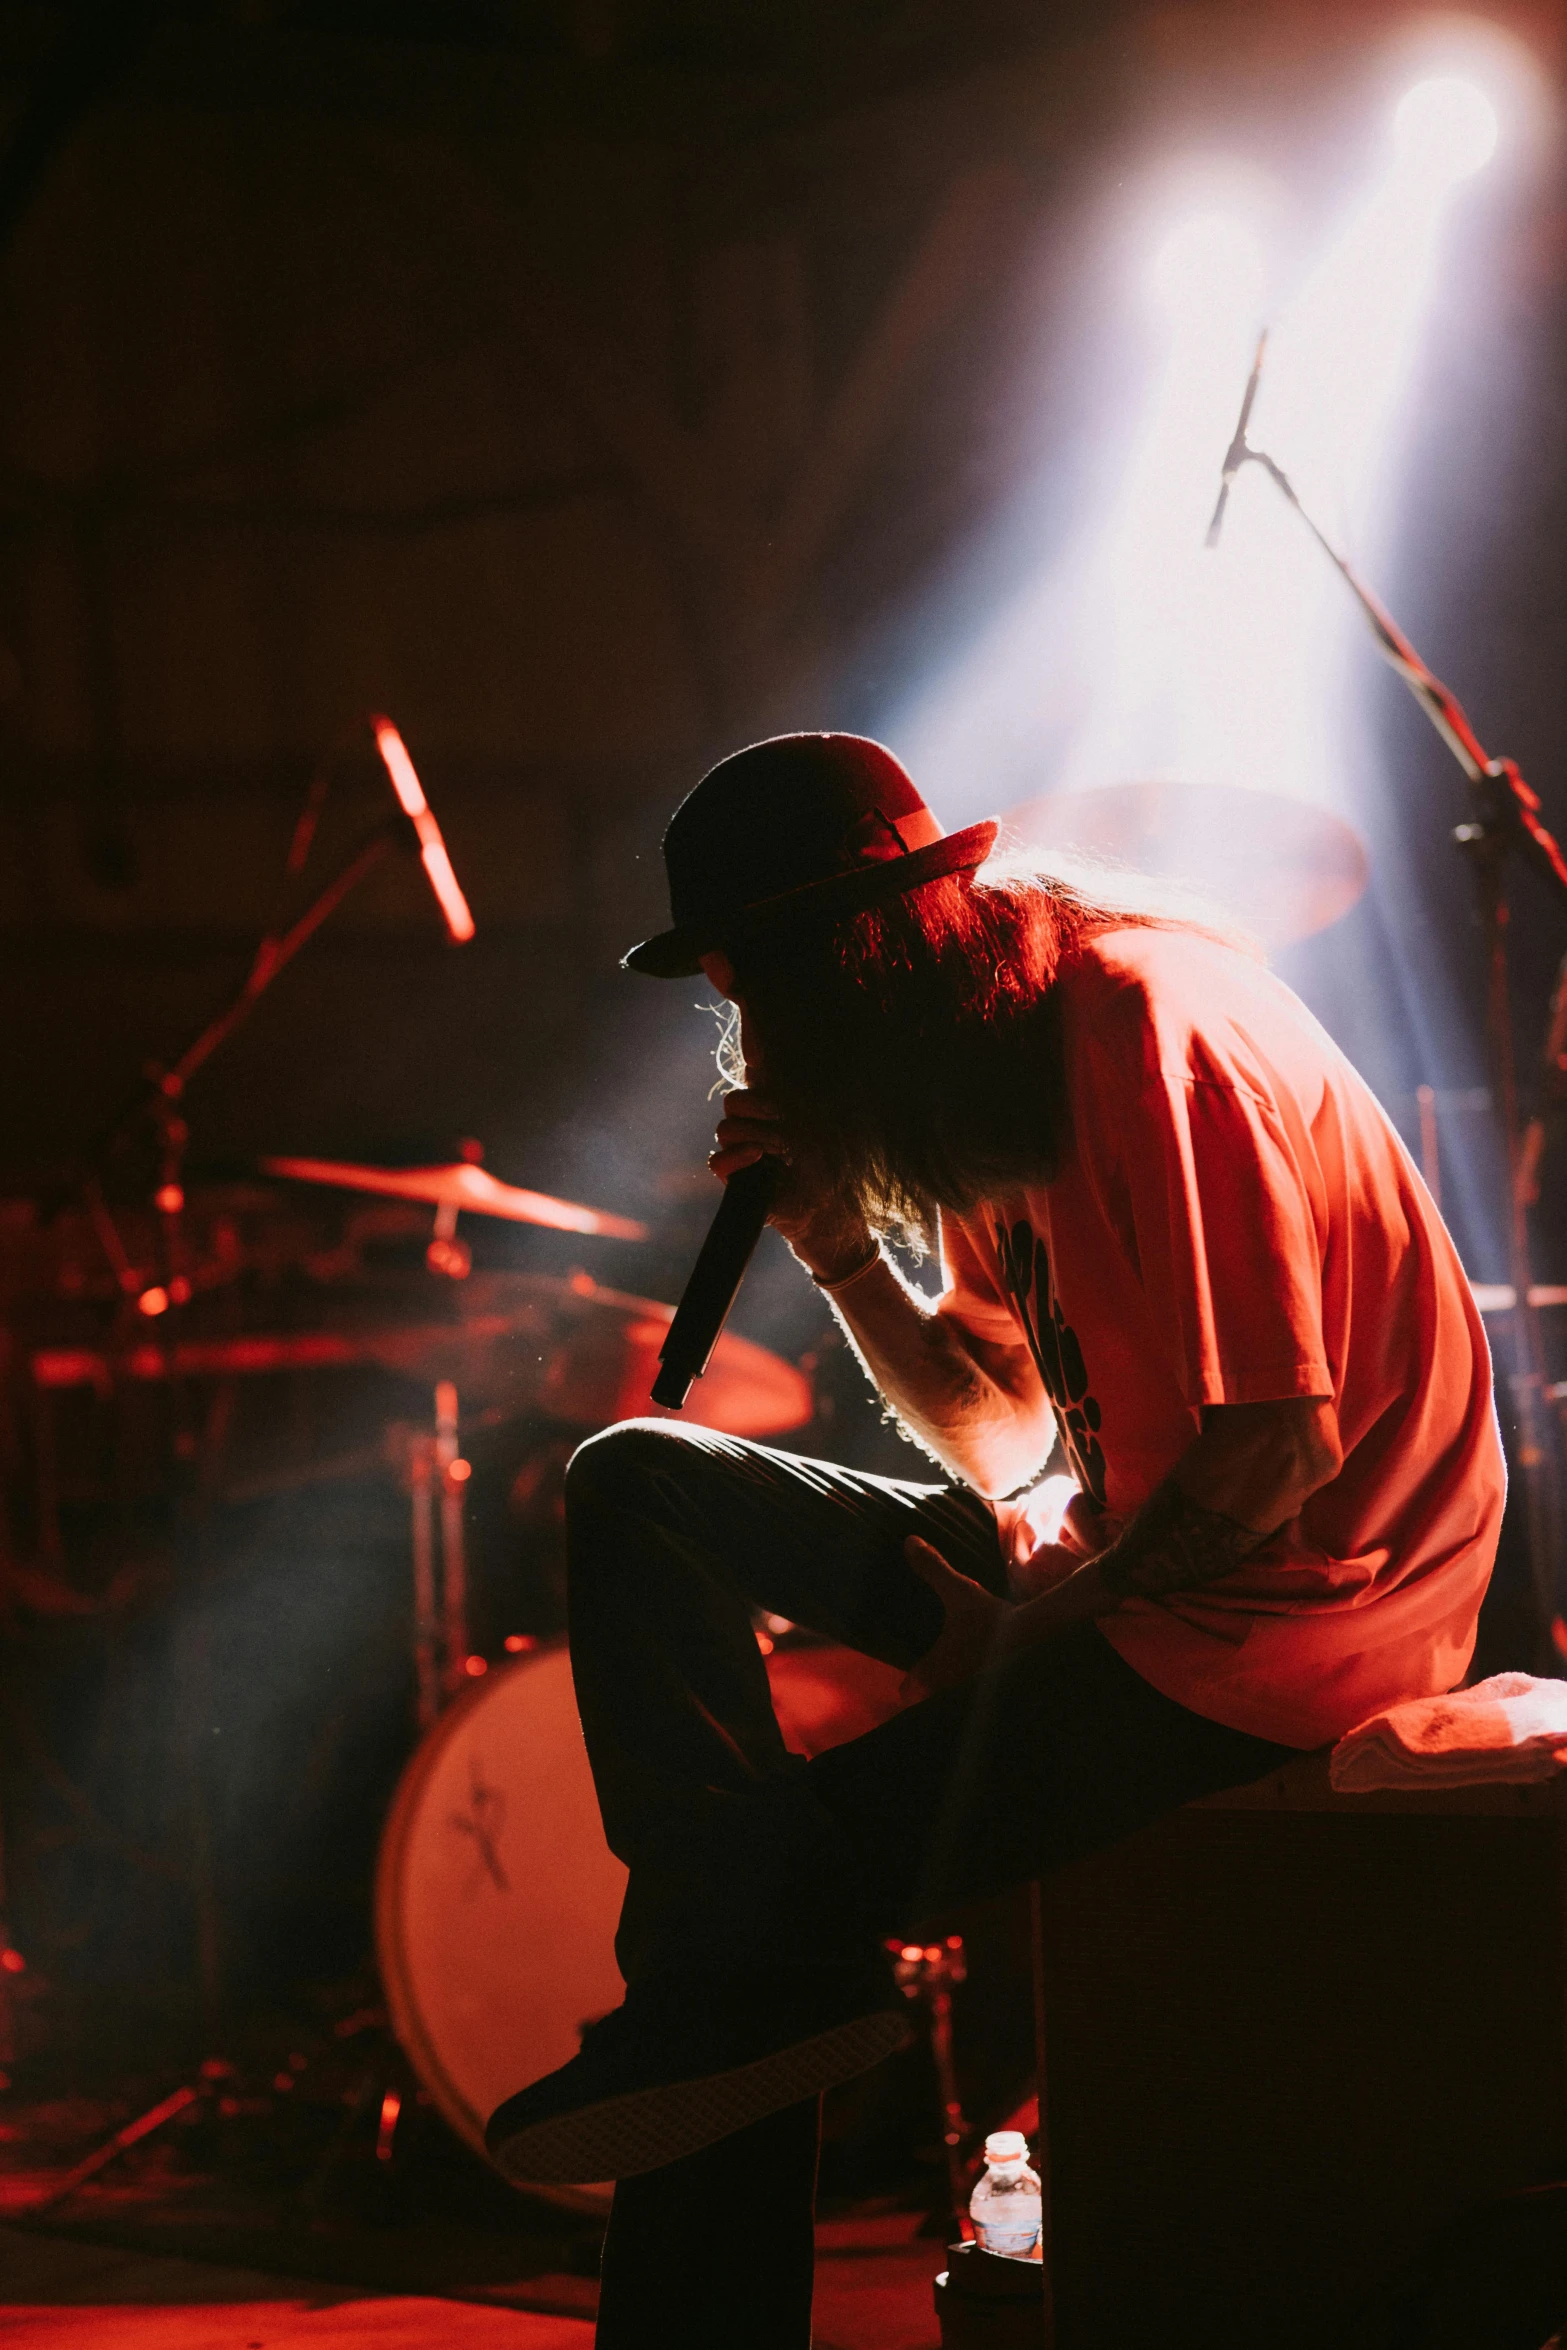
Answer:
[{"left": 374, "top": 1636, "right": 906, "bottom": 2211}]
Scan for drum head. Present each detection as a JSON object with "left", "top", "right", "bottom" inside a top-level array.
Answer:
[{"left": 375, "top": 1643, "right": 628, "bottom": 2213}]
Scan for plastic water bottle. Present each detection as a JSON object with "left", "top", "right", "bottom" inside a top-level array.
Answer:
[{"left": 969, "top": 2129, "right": 1042, "bottom": 2259}]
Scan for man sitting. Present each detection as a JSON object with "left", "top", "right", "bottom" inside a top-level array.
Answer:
[{"left": 486, "top": 733, "right": 1504, "bottom": 2349}]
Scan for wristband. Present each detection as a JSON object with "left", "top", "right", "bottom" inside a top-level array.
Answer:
[{"left": 810, "top": 1241, "right": 884, "bottom": 1294}]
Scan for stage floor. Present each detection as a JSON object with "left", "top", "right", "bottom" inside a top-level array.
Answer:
[{"left": 0, "top": 2217, "right": 942, "bottom": 2349}]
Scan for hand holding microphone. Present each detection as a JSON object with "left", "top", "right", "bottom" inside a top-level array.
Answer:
[
  {"left": 650, "top": 1083, "right": 874, "bottom": 1411},
  {"left": 708, "top": 1085, "right": 873, "bottom": 1281}
]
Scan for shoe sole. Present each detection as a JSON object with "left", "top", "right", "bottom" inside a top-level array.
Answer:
[{"left": 488, "top": 2006, "right": 912, "bottom": 2185}]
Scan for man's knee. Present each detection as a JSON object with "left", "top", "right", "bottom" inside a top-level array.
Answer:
[{"left": 564, "top": 1417, "right": 691, "bottom": 1522}]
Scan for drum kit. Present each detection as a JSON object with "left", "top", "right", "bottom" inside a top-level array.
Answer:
[{"left": 2, "top": 1130, "right": 834, "bottom": 2176}]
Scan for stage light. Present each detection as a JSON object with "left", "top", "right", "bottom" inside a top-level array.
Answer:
[{"left": 1392, "top": 75, "right": 1499, "bottom": 186}]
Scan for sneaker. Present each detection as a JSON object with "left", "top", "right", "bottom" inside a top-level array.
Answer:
[{"left": 485, "top": 1961, "right": 911, "bottom": 2185}]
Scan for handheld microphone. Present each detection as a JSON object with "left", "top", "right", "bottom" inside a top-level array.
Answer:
[
  {"left": 1205, "top": 327, "right": 1268, "bottom": 550},
  {"left": 651, "top": 1156, "right": 782, "bottom": 1410}
]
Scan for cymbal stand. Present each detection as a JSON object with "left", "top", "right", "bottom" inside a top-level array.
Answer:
[
  {"left": 435, "top": 1380, "right": 471, "bottom": 1699},
  {"left": 403, "top": 1378, "right": 472, "bottom": 1730},
  {"left": 1213, "top": 350, "right": 1567, "bottom": 1659},
  {"left": 88, "top": 713, "right": 473, "bottom": 1268},
  {"left": 90, "top": 813, "right": 421, "bottom": 1253},
  {"left": 408, "top": 1433, "right": 440, "bottom": 1733},
  {"left": 1516, "top": 951, "right": 1567, "bottom": 1213}
]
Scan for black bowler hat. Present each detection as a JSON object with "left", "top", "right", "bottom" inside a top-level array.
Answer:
[{"left": 622, "top": 733, "right": 999, "bottom": 978}]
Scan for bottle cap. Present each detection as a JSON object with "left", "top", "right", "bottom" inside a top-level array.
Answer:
[{"left": 983, "top": 2129, "right": 1030, "bottom": 2164}]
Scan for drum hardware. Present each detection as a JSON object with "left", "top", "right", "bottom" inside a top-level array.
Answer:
[
  {"left": 19, "top": 2078, "right": 204, "bottom": 2214},
  {"left": 286, "top": 2011, "right": 429, "bottom": 2223},
  {"left": 11, "top": 2022, "right": 429, "bottom": 2221},
  {"left": 0, "top": 1185, "right": 333, "bottom": 1312},
  {"left": 888, "top": 1934, "right": 977, "bottom": 2237},
  {"left": 398, "top": 1377, "right": 474, "bottom": 1730},
  {"left": 27, "top": 1271, "right": 811, "bottom": 1439},
  {"left": 407, "top": 1419, "right": 440, "bottom": 1731},
  {"left": 1518, "top": 946, "right": 1567, "bottom": 1212},
  {"left": 428, "top": 1193, "right": 469, "bottom": 1281}
]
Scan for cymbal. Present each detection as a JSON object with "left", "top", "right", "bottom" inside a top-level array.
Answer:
[
  {"left": 262, "top": 1156, "right": 646, "bottom": 1243},
  {"left": 31, "top": 1269, "right": 811, "bottom": 1442},
  {"left": 514, "top": 1271, "right": 813, "bottom": 1440},
  {"left": 1004, "top": 779, "right": 1369, "bottom": 950}
]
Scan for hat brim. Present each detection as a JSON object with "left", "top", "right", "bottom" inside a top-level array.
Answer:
[{"left": 622, "top": 820, "right": 1001, "bottom": 978}]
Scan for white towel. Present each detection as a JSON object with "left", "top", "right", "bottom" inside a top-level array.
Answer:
[{"left": 1329, "top": 1672, "right": 1567, "bottom": 1792}]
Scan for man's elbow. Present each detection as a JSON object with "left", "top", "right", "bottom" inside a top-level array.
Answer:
[
  {"left": 1197, "top": 1393, "right": 1343, "bottom": 1527},
  {"left": 1296, "top": 1396, "right": 1343, "bottom": 1494},
  {"left": 1272, "top": 1395, "right": 1341, "bottom": 1517}
]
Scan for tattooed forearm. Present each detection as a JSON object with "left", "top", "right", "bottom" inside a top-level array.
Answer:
[{"left": 1097, "top": 1476, "right": 1274, "bottom": 1602}]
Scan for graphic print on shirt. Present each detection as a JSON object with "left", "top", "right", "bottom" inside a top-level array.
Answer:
[{"left": 993, "top": 1215, "right": 1108, "bottom": 1510}]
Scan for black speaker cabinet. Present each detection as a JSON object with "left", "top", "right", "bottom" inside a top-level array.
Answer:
[{"left": 1036, "top": 1760, "right": 1567, "bottom": 2348}]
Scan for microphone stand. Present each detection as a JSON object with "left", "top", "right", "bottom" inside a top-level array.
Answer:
[
  {"left": 94, "top": 809, "right": 425, "bottom": 1239},
  {"left": 1212, "top": 338, "right": 1567, "bottom": 1659},
  {"left": 93, "top": 712, "right": 475, "bottom": 1292}
]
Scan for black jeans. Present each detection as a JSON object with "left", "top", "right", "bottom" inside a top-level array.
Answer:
[{"left": 565, "top": 1419, "right": 1294, "bottom": 2348}]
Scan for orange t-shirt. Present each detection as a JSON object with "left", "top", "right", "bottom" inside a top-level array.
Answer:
[{"left": 937, "top": 927, "right": 1505, "bottom": 1749}]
